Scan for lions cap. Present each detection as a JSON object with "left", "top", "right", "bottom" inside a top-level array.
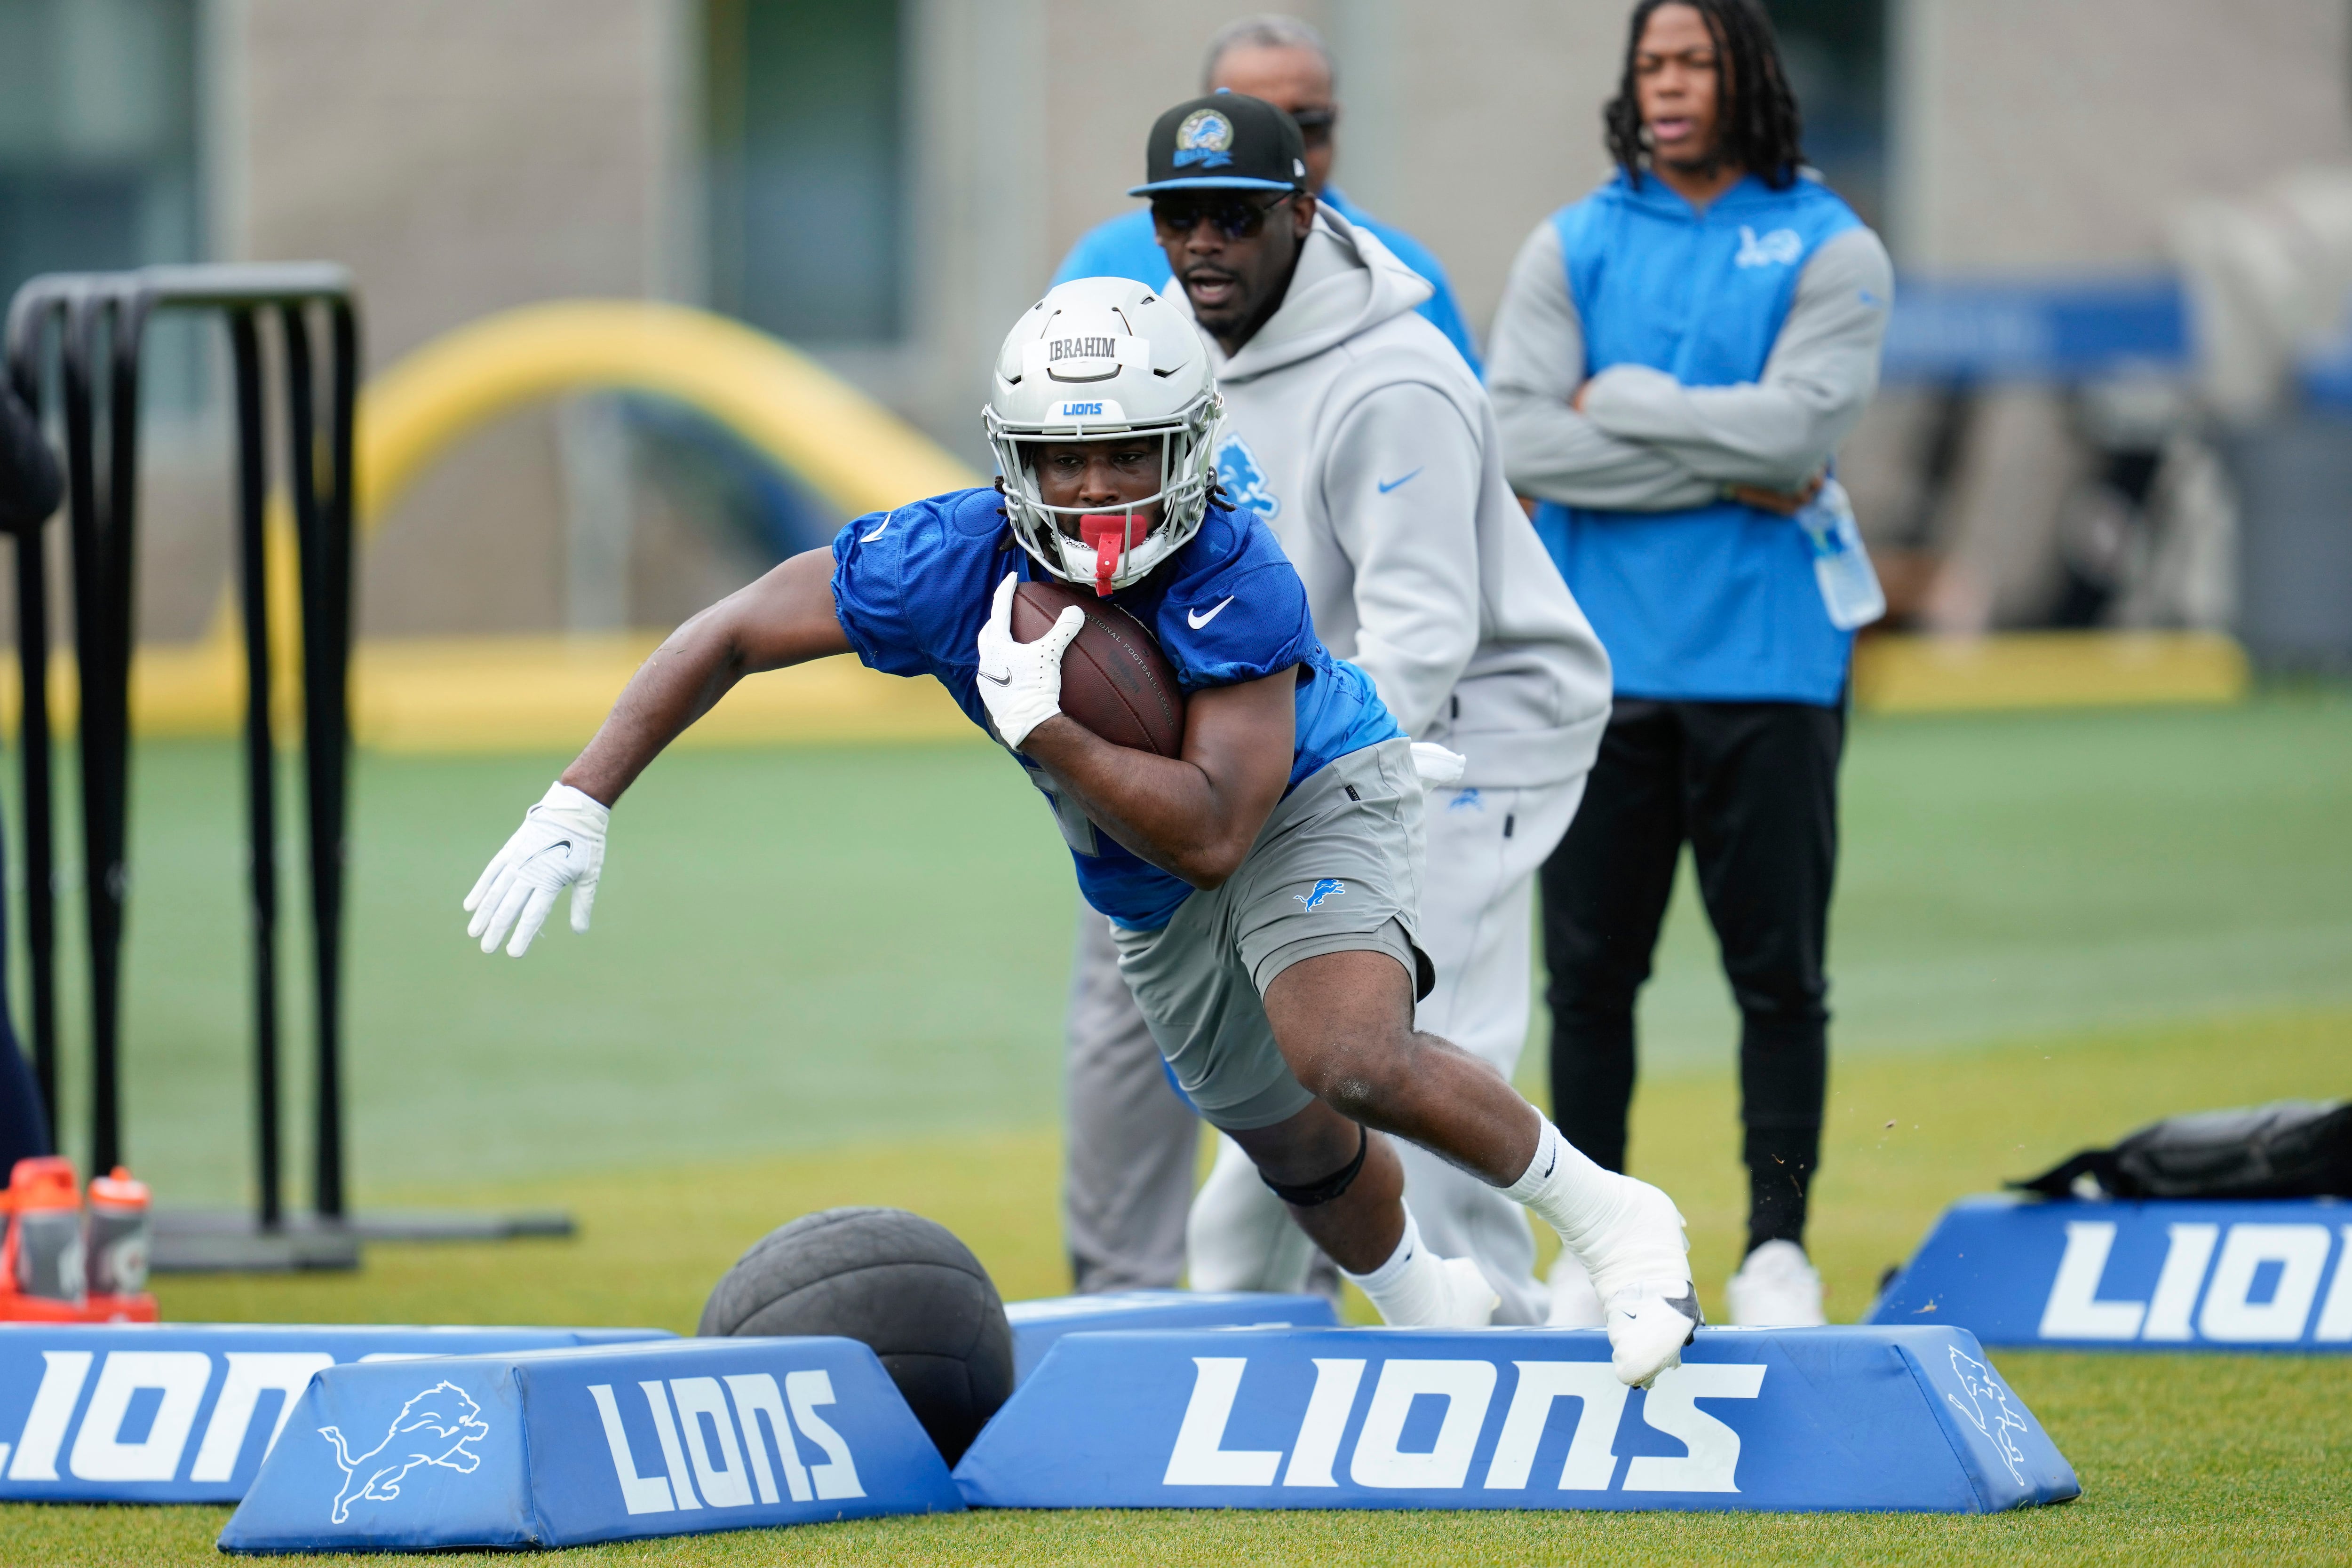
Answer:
[{"left": 1129, "top": 92, "right": 1309, "bottom": 197}]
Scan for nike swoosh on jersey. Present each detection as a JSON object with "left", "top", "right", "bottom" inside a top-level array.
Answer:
[
  {"left": 859, "top": 511, "right": 895, "bottom": 543},
  {"left": 1376, "top": 468, "right": 1422, "bottom": 493},
  {"left": 1187, "top": 596, "right": 1236, "bottom": 630}
]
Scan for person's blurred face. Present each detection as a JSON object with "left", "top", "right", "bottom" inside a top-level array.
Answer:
[
  {"left": 1030, "top": 436, "right": 1167, "bottom": 535},
  {"left": 1633, "top": 3, "right": 1723, "bottom": 173},
  {"left": 1208, "top": 44, "right": 1336, "bottom": 192},
  {"left": 1155, "top": 189, "right": 1316, "bottom": 354}
]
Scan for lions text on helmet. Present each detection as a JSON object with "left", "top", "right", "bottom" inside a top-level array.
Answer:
[{"left": 986, "top": 277, "right": 1222, "bottom": 597}]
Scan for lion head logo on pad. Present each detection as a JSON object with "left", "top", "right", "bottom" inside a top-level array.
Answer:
[
  {"left": 1941, "top": 1346, "right": 2031, "bottom": 1485},
  {"left": 320, "top": 1380, "right": 491, "bottom": 1523}
]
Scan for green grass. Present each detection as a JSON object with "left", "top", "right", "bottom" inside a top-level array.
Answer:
[
  {"left": 3, "top": 692, "right": 2350, "bottom": 1560},
  {"left": 130, "top": 1008, "right": 2352, "bottom": 1336},
  {"left": 29, "top": 689, "right": 2351, "bottom": 1204},
  {"left": 8, "top": 1008, "right": 2349, "bottom": 1563}
]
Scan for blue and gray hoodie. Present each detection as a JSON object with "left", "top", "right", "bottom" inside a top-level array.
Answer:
[{"left": 1487, "top": 170, "right": 1893, "bottom": 706}]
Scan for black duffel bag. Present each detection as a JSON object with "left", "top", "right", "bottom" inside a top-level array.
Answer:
[{"left": 2011, "top": 1099, "right": 2352, "bottom": 1200}]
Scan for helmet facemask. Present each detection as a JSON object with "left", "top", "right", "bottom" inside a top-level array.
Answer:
[{"left": 987, "top": 401, "right": 1221, "bottom": 596}]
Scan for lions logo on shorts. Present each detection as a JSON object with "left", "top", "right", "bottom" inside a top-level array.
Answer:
[
  {"left": 1174, "top": 109, "right": 1235, "bottom": 170},
  {"left": 1294, "top": 879, "right": 1346, "bottom": 912}
]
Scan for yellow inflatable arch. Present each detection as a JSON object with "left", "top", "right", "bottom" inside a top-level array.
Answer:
[
  {"left": 357, "top": 300, "right": 980, "bottom": 531},
  {"left": 19, "top": 298, "right": 2256, "bottom": 742},
  {"left": 106, "top": 300, "right": 986, "bottom": 750}
]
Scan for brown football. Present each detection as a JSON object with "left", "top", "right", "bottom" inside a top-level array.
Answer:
[{"left": 1010, "top": 579, "right": 1186, "bottom": 757}]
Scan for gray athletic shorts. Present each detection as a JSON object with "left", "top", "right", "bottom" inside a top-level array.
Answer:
[{"left": 1109, "top": 737, "right": 1432, "bottom": 1132}]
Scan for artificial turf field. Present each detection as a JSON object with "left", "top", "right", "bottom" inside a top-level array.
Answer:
[{"left": 2, "top": 690, "right": 2348, "bottom": 1562}]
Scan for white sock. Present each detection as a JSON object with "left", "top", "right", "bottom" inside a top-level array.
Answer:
[
  {"left": 1502, "top": 1119, "right": 1626, "bottom": 1253},
  {"left": 1341, "top": 1208, "right": 1451, "bottom": 1326}
]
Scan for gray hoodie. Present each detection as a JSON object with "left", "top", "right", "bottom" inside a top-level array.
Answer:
[{"left": 1183, "top": 208, "right": 1611, "bottom": 789}]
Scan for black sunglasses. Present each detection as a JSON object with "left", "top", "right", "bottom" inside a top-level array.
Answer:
[
  {"left": 1151, "top": 190, "right": 1298, "bottom": 240},
  {"left": 1290, "top": 105, "right": 1336, "bottom": 149}
]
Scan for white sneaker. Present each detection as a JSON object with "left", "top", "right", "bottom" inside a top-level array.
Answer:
[
  {"left": 1572, "top": 1174, "right": 1693, "bottom": 1303},
  {"left": 1726, "top": 1239, "right": 1827, "bottom": 1327},
  {"left": 1431, "top": 1256, "right": 1502, "bottom": 1327},
  {"left": 1545, "top": 1249, "right": 1606, "bottom": 1327},
  {"left": 1570, "top": 1175, "right": 1700, "bottom": 1386},
  {"left": 1607, "top": 1282, "right": 1706, "bottom": 1387}
]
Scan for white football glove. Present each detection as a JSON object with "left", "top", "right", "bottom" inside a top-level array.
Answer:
[
  {"left": 1411, "top": 742, "right": 1466, "bottom": 787},
  {"left": 974, "top": 572, "right": 1084, "bottom": 749},
  {"left": 463, "top": 781, "right": 609, "bottom": 957}
]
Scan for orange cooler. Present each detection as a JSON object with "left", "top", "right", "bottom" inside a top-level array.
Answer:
[
  {"left": 0, "top": 1157, "right": 159, "bottom": 1323},
  {"left": 87, "top": 1166, "right": 152, "bottom": 1299}
]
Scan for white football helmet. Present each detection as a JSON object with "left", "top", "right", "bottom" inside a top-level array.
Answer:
[{"left": 984, "top": 276, "right": 1222, "bottom": 595}]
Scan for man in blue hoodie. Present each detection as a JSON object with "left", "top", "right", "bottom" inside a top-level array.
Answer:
[
  {"left": 1487, "top": 0, "right": 1893, "bottom": 1328},
  {"left": 1050, "top": 14, "right": 1480, "bottom": 373}
]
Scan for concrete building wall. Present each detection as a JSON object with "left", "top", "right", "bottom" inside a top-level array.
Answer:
[
  {"left": 221, "top": 0, "right": 692, "bottom": 367},
  {"left": 964, "top": 1, "right": 1620, "bottom": 364},
  {"left": 206, "top": 0, "right": 699, "bottom": 636},
  {"left": 896, "top": 0, "right": 1048, "bottom": 462},
  {"left": 1037, "top": 0, "right": 1271, "bottom": 267},
  {"left": 1893, "top": 0, "right": 2352, "bottom": 270},
  {"left": 1343, "top": 0, "right": 1624, "bottom": 332},
  {"left": 1882, "top": 0, "right": 2352, "bottom": 631},
  {"left": 126, "top": 0, "right": 2352, "bottom": 642}
]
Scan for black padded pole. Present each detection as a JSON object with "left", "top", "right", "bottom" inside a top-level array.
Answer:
[
  {"left": 8, "top": 263, "right": 359, "bottom": 1234},
  {"left": 229, "top": 309, "right": 280, "bottom": 1229},
  {"left": 82, "top": 288, "right": 149, "bottom": 1176},
  {"left": 285, "top": 302, "right": 355, "bottom": 1220},
  {"left": 15, "top": 505, "right": 54, "bottom": 1118},
  {"left": 314, "top": 300, "right": 357, "bottom": 1220},
  {"left": 58, "top": 295, "right": 119, "bottom": 1172},
  {"left": 5, "top": 293, "right": 63, "bottom": 1121}
]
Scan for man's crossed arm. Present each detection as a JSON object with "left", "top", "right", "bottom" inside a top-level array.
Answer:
[{"left": 1487, "top": 221, "right": 1893, "bottom": 516}]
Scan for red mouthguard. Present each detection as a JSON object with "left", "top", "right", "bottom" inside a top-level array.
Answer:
[{"left": 1078, "top": 513, "right": 1144, "bottom": 598}]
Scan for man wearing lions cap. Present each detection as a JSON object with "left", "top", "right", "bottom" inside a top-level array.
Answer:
[{"left": 1057, "top": 91, "right": 1618, "bottom": 1327}]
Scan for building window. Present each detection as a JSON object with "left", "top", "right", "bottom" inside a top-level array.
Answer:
[
  {"left": 1768, "top": 0, "right": 1886, "bottom": 231},
  {"left": 704, "top": 0, "right": 905, "bottom": 345},
  {"left": 0, "top": 0, "right": 203, "bottom": 308}
]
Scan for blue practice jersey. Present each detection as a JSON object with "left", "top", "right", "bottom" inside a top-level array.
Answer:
[
  {"left": 831, "top": 488, "right": 1400, "bottom": 929},
  {"left": 1051, "top": 185, "right": 1482, "bottom": 374}
]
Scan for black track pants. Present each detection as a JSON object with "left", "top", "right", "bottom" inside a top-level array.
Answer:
[{"left": 1540, "top": 698, "right": 1843, "bottom": 1255}]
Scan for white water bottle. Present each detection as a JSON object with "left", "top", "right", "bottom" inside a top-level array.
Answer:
[{"left": 1795, "top": 478, "right": 1885, "bottom": 631}]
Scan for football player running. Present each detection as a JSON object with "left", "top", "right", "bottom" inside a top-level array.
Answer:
[
  {"left": 1136, "top": 93, "right": 1613, "bottom": 1327},
  {"left": 462, "top": 280, "right": 1701, "bottom": 1385}
]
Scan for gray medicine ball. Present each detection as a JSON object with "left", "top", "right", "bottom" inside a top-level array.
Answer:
[{"left": 698, "top": 1206, "right": 1013, "bottom": 1464}]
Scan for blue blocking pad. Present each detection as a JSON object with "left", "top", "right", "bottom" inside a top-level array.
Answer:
[
  {"left": 954, "top": 1325, "right": 2078, "bottom": 1513},
  {"left": 0, "top": 1324, "right": 667, "bottom": 1504},
  {"left": 1868, "top": 1195, "right": 2352, "bottom": 1351},
  {"left": 219, "top": 1337, "right": 961, "bottom": 1552},
  {"left": 1006, "top": 1291, "right": 1337, "bottom": 1383}
]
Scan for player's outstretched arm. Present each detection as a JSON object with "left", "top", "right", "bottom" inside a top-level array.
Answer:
[
  {"left": 1020, "top": 665, "right": 1296, "bottom": 891},
  {"left": 560, "top": 547, "right": 849, "bottom": 806},
  {"left": 463, "top": 548, "right": 849, "bottom": 956}
]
